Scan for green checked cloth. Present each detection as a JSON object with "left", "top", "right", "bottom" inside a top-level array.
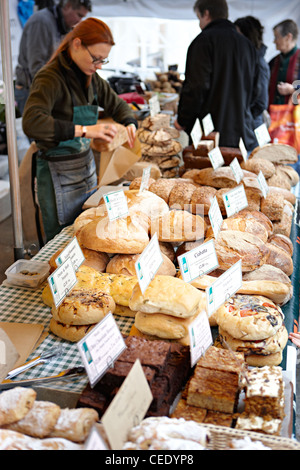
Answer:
[{"left": 0, "top": 226, "right": 134, "bottom": 393}]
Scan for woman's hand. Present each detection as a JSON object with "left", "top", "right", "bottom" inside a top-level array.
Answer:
[
  {"left": 277, "top": 82, "right": 295, "bottom": 96},
  {"left": 126, "top": 123, "right": 137, "bottom": 148},
  {"left": 75, "top": 123, "right": 117, "bottom": 142}
]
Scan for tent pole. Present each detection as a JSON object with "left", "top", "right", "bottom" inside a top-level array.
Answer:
[{"left": 0, "top": 0, "right": 24, "bottom": 260}]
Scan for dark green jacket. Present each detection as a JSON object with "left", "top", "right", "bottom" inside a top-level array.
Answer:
[{"left": 22, "top": 51, "right": 137, "bottom": 152}]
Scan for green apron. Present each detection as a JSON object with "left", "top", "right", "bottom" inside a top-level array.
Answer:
[{"left": 36, "top": 80, "right": 98, "bottom": 242}]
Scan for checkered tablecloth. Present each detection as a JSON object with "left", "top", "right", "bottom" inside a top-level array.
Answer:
[{"left": 0, "top": 226, "right": 134, "bottom": 392}]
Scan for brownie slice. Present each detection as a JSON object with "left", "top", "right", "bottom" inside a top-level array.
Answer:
[{"left": 118, "top": 336, "right": 171, "bottom": 372}]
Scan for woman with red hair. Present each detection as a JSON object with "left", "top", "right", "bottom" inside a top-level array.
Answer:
[{"left": 23, "top": 17, "right": 137, "bottom": 242}]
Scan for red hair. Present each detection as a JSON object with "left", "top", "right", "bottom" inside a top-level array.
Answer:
[{"left": 49, "top": 17, "right": 115, "bottom": 62}]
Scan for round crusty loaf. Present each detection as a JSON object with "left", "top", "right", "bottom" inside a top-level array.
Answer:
[
  {"left": 265, "top": 242, "right": 293, "bottom": 276},
  {"left": 149, "top": 178, "right": 178, "bottom": 203},
  {"left": 51, "top": 288, "right": 115, "bottom": 325},
  {"left": 276, "top": 164, "right": 299, "bottom": 187},
  {"left": 212, "top": 230, "right": 269, "bottom": 272},
  {"left": 49, "top": 247, "right": 109, "bottom": 274},
  {"left": 77, "top": 212, "right": 150, "bottom": 254},
  {"left": 260, "top": 191, "right": 285, "bottom": 221},
  {"left": 241, "top": 158, "right": 276, "bottom": 179},
  {"left": 129, "top": 176, "right": 156, "bottom": 191},
  {"left": 219, "top": 215, "right": 269, "bottom": 243},
  {"left": 168, "top": 182, "right": 196, "bottom": 210},
  {"left": 272, "top": 201, "right": 294, "bottom": 238},
  {"left": 190, "top": 186, "right": 217, "bottom": 215},
  {"left": 193, "top": 166, "right": 255, "bottom": 188},
  {"left": 268, "top": 233, "right": 294, "bottom": 256},
  {"left": 150, "top": 209, "right": 206, "bottom": 242},
  {"left": 237, "top": 209, "right": 273, "bottom": 238},
  {"left": 249, "top": 143, "right": 298, "bottom": 164},
  {"left": 106, "top": 252, "right": 176, "bottom": 277}
]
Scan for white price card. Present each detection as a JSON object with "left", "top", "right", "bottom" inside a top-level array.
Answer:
[
  {"left": 239, "top": 137, "right": 248, "bottom": 162},
  {"left": 149, "top": 94, "right": 160, "bottom": 117},
  {"left": 178, "top": 239, "right": 219, "bottom": 283},
  {"left": 208, "top": 146, "right": 224, "bottom": 170},
  {"left": 202, "top": 113, "right": 214, "bottom": 136},
  {"left": 189, "top": 311, "right": 213, "bottom": 367},
  {"left": 254, "top": 123, "right": 271, "bottom": 147},
  {"left": 102, "top": 359, "right": 153, "bottom": 450},
  {"left": 85, "top": 427, "right": 109, "bottom": 450},
  {"left": 55, "top": 237, "right": 85, "bottom": 272},
  {"left": 230, "top": 157, "right": 244, "bottom": 184},
  {"left": 191, "top": 118, "right": 203, "bottom": 150},
  {"left": 257, "top": 170, "right": 269, "bottom": 198},
  {"left": 206, "top": 260, "right": 242, "bottom": 318},
  {"left": 104, "top": 189, "right": 129, "bottom": 221},
  {"left": 222, "top": 184, "right": 248, "bottom": 217},
  {"left": 139, "top": 165, "right": 152, "bottom": 194},
  {"left": 48, "top": 258, "right": 77, "bottom": 308},
  {"left": 77, "top": 313, "right": 126, "bottom": 388},
  {"left": 208, "top": 196, "right": 223, "bottom": 238},
  {"left": 135, "top": 233, "right": 163, "bottom": 294}
]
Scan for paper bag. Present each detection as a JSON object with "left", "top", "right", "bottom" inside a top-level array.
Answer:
[
  {"left": 98, "top": 141, "right": 141, "bottom": 186},
  {"left": 0, "top": 329, "right": 20, "bottom": 382}
]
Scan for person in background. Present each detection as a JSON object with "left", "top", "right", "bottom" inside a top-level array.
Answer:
[
  {"left": 22, "top": 17, "right": 137, "bottom": 242},
  {"left": 269, "top": 19, "right": 300, "bottom": 105},
  {"left": 15, "top": 0, "right": 92, "bottom": 115},
  {"left": 174, "top": 0, "right": 262, "bottom": 152},
  {"left": 234, "top": 16, "right": 270, "bottom": 129}
]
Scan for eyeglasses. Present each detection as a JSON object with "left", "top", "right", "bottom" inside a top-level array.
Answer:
[
  {"left": 79, "top": 0, "right": 92, "bottom": 11},
  {"left": 83, "top": 44, "right": 109, "bottom": 65}
]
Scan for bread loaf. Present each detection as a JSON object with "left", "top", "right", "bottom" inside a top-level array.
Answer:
[
  {"left": 260, "top": 191, "right": 284, "bottom": 221},
  {"left": 190, "top": 186, "right": 217, "bottom": 215},
  {"left": 92, "top": 121, "right": 128, "bottom": 152},
  {"left": 77, "top": 212, "right": 150, "bottom": 254},
  {"left": 265, "top": 243, "right": 293, "bottom": 276},
  {"left": 212, "top": 230, "right": 269, "bottom": 272},
  {"left": 249, "top": 143, "right": 298, "bottom": 164},
  {"left": 193, "top": 167, "right": 255, "bottom": 188},
  {"left": 168, "top": 182, "right": 196, "bottom": 210},
  {"left": 219, "top": 214, "right": 269, "bottom": 243},
  {"left": 106, "top": 252, "right": 176, "bottom": 277},
  {"left": 268, "top": 233, "right": 293, "bottom": 256},
  {"left": 129, "top": 275, "right": 205, "bottom": 318},
  {"left": 150, "top": 209, "right": 206, "bottom": 242},
  {"left": 272, "top": 201, "right": 294, "bottom": 238},
  {"left": 241, "top": 158, "right": 276, "bottom": 179}
]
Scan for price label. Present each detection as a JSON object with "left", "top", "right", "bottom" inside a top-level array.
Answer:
[
  {"left": 135, "top": 233, "right": 163, "bottom": 294},
  {"left": 222, "top": 185, "right": 248, "bottom": 217},
  {"left": 189, "top": 311, "right": 213, "bottom": 367},
  {"left": 254, "top": 123, "right": 271, "bottom": 147},
  {"left": 208, "top": 146, "right": 224, "bottom": 170},
  {"left": 104, "top": 190, "right": 129, "bottom": 221},
  {"left": 149, "top": 95, "right": 160, "bottom": 117},
  {"left": 102, "top": 359, "right": 153, "bottom": 450},
  {"left": 139, "top": 166, "right": 152, "bottom": 194},
  {"left": 77, "top": 313, "right": 126, "bottom": 388},
  {"left": 178, "top": 239, "right": 219, "bottom": 283},
  {"left": 85, "top": 427, "right": 109, "bottom": 450},
  {"left": 206, "top": 261, "right": 242, "bottom": 318},
  {"left": 230, "top": 157, "right": 244, "bottom": 184},
  {"left": 55, "top": 237, "right": 85, "bottom": 272},
  {"left": 48, "top": 258, "right": 77, "bottom": 308},
  {"left": 202, "top": 113, "right": 214, "bottom": 136},
  {"left": 191, "top": 118, "right": 203, "bottom": 150},
  {"left": 239, "top": 137, "right": 248, "bottom": 162},
  {"left": 208, "top": 196, "right": 223, "bottom": 238},
  {"left": 257, "top": 170, "right": 269, "bottom": 198}
]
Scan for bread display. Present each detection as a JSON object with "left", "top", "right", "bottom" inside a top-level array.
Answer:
[
  {"left": 241, "top": 158, "right": 276, "bottom": 179},
  {"left": 106, "top": 252, "right": 176, "bottom": 277}
]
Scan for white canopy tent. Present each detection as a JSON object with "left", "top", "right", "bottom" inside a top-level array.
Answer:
[{"left": 1, "top": 0, "right": 300, "bottom": 259}]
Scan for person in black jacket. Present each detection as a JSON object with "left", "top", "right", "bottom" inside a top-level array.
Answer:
[
  {"left": 234, "top": 16, "right": 270, "bottom": 129},
  {"left": 175, "top": 0, "right": 262, "bottom": 151}
]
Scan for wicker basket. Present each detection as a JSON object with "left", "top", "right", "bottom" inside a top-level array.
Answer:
[{"left": 201, "top": 423, "right": 300, "bottom": 450}]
